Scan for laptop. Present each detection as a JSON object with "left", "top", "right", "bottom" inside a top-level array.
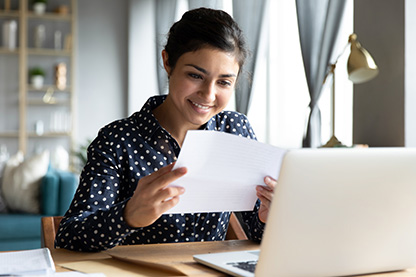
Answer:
[{"left": 193, "top": 147, "right": 416, "bottom": 277}]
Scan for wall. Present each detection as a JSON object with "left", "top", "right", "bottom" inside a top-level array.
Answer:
[
  {"left": 405, "top": 0, "right": 416, "bottom": 147},
  {"left": 128, "top": 0, "right": 159, "bottom": 115},
  {"left": 76, "top": 0, "right": 128, "bottom": 146},
  {"left": 353, "top": 0, "right": 405, "bottom": 146}
]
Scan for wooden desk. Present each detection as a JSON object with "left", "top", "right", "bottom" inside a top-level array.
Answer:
[
  {"left": 52, "top": 240, "right": 259, "bottom": 276},
  {"left": 50, "top": 240, "right": 416, "bottom": 276}
]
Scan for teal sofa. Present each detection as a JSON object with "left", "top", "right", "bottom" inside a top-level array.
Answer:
[{"left": 0, "top": 168, "right": 78, "bottom": 251}]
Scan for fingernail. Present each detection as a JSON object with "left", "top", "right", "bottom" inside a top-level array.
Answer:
[{"left": 177, "top": 167, "right": 187, "bottom": 174}]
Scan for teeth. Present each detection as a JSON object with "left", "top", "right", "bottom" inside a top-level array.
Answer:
[{"left": 191, "top": 101, "right": 209, "bottom": 110}]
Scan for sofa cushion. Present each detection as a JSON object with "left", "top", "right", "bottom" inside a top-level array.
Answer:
[
  {"left": 0, "top": 238, "right": 41, "bottom": 251},
  {"left": 2, "top": 151, "right": 49, "bottom": 214},
  {"left": 58, "top": 170, "right": 78, "bottom": 215},
  {"left": 41, "top": 167, "right": 60, "bottom": 215},
  {"left": 0, "top": 214, "right": 43, "bottom": 240}
]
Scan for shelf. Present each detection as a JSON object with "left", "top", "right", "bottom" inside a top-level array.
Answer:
[
  {"left": 0, "top": 131, "right": 19, "bottom": 138},
  {"left": 26, "top": 99, "right": 70, "bottom": 105},
  {"left": 27, "top": 12, "right": 71, "bottom": 21},
  {"left": 0, "top": 132, "right": 71, "bottom": 138},
  {"left": 27, "top": 48, "right": 72, "bottom": 56},
  {"left": 0, "top": 11, "right": 19, "bottom": 18},
  {"left": 0, "top": 47, "right": 19, "bottom": 54},
  {"left": 28, "top": 131, "right": 71, "bottom": 138},
  {"left": 27, "top": 85, "right": 72, "bottom": 92},
  {"left": 0, "top": 0, "right": 76, "bottom": 157}
]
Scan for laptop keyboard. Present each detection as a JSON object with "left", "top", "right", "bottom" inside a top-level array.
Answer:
[{"left": 227, "top": 260, "right": 257, "bottom": 273}]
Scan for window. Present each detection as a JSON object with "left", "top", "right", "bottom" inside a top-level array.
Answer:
[
  {"left": 249, "top": 0, "right": 353, "bottom": 148},
  {"left": 128, "top": 0, "right": 353, "bottom": 148}
]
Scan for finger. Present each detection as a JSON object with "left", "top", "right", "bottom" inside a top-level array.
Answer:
[
  {"left": 156, "top": 185, "right": 185, "bottom": 203},
  {"left": 140, "top": 163, "right": 176, "bottom": 185},
  {"left": 151, "top": 166, "right": 188, "bottom": 191},
  {"left": 257, "top": 193, "right": 271, "bottom": 207},
  {"left": 264, "top": 176, "right": 277, "bottom": 188},
  {"left": 160, "top": 195, "right": 181, "bottom": 212},
  {"left": 256, "top": 185, "right": 274, "bottom": 202},
  {"left": 264, "top": 176, "right": 277, "bottom": 190}
]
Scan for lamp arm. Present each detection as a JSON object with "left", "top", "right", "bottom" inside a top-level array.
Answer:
[{"left": 323, "top": 39, "right": 351, "bottom": 84}]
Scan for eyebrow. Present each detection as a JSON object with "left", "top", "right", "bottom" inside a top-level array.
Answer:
[{"left": 185, "top": 64, "right": 237, "bottom": 78}]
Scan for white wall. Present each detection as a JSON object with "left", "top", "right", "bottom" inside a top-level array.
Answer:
[
  {"left": 128, "top": 0, "right": 158, "bottom": 115},
  {"left": 76, "top": 0, "right": 128, "bottom": 145}
]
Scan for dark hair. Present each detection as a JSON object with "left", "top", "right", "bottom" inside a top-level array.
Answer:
[{"left": 164, "top": 8, "right": 248, "bottom": 75}]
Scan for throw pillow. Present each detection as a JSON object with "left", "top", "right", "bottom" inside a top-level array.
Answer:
[{"left": 2, "top": 150, "right": 50, "bottom": 214}]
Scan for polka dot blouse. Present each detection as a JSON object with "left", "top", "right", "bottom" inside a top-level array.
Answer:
[{"left": 55, "top": 95, "right": 265, "bottom": 252}]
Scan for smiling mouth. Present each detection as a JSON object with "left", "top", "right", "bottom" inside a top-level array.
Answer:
[{"left": 190, "top": 100, "right": 211, "bottom": 110}]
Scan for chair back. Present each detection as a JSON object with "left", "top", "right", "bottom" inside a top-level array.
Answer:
[
  {"left": 226, "top": 212, "right": 248, "bottom": 240},
  {"left": 41, "top": 216, "right": 63, "bottom": 250},
  {"left": 41, "top": 212, "right": 246, "bottom": 250}
]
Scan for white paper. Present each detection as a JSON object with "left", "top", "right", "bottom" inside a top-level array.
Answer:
[
  {"left": 167, "top": 130, "right": 287, "bottom": 214},
  {"left": 55, "top": 273, "right": 106, "bottom": 277},
  {"left": 0, "top": 248, "right": 55, "bottom": 275}
]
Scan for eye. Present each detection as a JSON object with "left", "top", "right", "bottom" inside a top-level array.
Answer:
[
  {"left": 188, "top": 73, "right": 202, "bottom": 80},
  {"left": 218, "top": 80, "right": 232, "bottom": 87}
]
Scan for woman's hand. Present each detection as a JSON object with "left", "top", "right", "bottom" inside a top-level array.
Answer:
[
  {"left": 124, "top": 163, "right": 187, "bottom": 228},
  {"left": 256, "top": 176, "right": 277, "bottom": 223}
]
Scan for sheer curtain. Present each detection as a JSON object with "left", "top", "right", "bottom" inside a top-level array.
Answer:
[
  {"left": 296, "top": 0, "right": 347, "bottom": 147},
  {"left": 155, "top": 0, "right": 178, "bottom": 95},
  {"left": 232, "top": 0, "right": 268, "bottom": 115}
]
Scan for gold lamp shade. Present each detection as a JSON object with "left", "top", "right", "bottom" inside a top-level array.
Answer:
[{"left": 347, "top": 33, "right": 379, "bottom": 84}]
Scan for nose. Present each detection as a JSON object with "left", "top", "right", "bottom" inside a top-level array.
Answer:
[{"left": 199, "top": 81, "right": 216, "bottom": 103}]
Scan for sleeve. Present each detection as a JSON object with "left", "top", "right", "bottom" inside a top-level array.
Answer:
[
  {"left": 239, "top": 200, "right": 265, "bottom": 242},
  {"left": 238, "top": 113, "right": 257, "bottom": 140},
  {"left": 55, "top": 126, "right": 141, "bottom": 252}
]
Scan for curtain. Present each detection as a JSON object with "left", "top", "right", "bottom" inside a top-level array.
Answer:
[
  {"left": 188, "top": 0, "right": 223, "bottom": 10},
  {"left": 232, "top": 0, "right": 268, "bottom": 115},
  {"left": 155, "top": 0, "right": 178, "bottom": 95},
  {"left": 296, "top": 0, "right": 347, "bottom": 148}
]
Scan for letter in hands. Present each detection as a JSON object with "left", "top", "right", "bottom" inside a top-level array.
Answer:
[{"left": 124, "top": 163, "right": 187, "bottom": 228}]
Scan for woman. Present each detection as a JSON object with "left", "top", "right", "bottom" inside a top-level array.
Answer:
[{"left": 56, "top": 7, "right": 276, "bottom": 252}]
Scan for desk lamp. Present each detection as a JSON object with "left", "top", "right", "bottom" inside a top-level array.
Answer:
[{"left": 322, "top": 33, "right": 379, "bottom": 147}]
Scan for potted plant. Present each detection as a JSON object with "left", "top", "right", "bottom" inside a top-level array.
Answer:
[
  {"left": 29, "top": 67, "right": 45, "bottom": 89},
  {"left": 71, "top": 139, "right": 92, "bottom": 173},
  {"left": 32, "top": 0, "right": 47, "bottom": 15}
]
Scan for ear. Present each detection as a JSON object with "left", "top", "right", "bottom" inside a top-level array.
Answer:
[{"left": 162, "top": 50, "right": 171, "bottom": 76}]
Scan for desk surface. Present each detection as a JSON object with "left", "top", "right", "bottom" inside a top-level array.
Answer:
[{"left": 51, "top": 240, "right": 416, "bottom": 277}]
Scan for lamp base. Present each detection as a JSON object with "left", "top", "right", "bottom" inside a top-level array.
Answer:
[{"left": 321, "top": 135, "right": 346, "bottom": 148}]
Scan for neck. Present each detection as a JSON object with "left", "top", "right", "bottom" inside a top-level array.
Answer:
[{"left": 153, "top": 97, "right": 198, "bottom": 147}]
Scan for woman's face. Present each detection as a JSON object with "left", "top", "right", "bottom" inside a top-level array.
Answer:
[{"left": 163, "top": 47, "right": 240, "bottom": 128}]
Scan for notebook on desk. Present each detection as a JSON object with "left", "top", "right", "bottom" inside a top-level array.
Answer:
[{"left": 194, "top": 147, "right": 416, "bottom": 277}]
